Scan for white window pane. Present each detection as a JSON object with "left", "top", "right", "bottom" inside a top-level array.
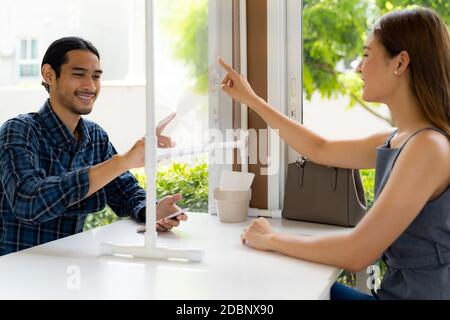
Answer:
[
  {"left": 20, "top": 39, "right": 27, "bottom": 59},
  {"left": 31, "top": 39, "right": 38, "bottom": 59},
  {"left": 19, "top": 64, "right": 38, "bottom": 77},
  {"left": 154, "top": 0, "right": 209, "bottom": 154}
]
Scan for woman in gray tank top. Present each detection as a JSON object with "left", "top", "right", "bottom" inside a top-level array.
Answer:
[
  {"left": 218, "top": 7, "right": 450, "bottom": 299},
  {"left": 374, "top": 127, "right": 450, "bottom": 299}
]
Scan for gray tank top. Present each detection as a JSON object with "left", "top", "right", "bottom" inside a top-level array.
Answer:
[{"left": 374, "top": 127, "right": 450, "bottom": 299}]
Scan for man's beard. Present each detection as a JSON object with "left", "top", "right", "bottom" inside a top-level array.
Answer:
[
  {"left": 57, "top": 91, "right": 95, "bottom": 116},
  {"left": 69, "top": 103, "right": 93, "bottom": 116}
]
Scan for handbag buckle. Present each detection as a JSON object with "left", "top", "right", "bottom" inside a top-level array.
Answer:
[{"left": 296, "top": 156, "right": 308, "bottom": 168}]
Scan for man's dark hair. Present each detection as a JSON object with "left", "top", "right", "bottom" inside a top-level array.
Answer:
[{"left": 41, "top": 37, "right": 100, "bottom": 93}]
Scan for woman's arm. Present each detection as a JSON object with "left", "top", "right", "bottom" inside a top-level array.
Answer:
[
  {"left": 219, "top": 58, "right": 391, "bottom": 169},
  {"left": 251, "top": 97, "right": 392, "bottom": 169},
  {"left": 242, "top": 218, "right": 358, "bottom": 271},
  {"left": 242, "top": 130, "right": 450, "bottom": 272}
]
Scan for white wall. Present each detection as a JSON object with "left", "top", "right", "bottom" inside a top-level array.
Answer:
[
  {"left": 304, "top": 93, "right": 392, "bottom": 140},
  {"left": 0, "top": 0, "right": 135, "bottom": 84}
]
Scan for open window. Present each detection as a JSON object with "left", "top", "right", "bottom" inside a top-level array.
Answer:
[{"left": 217, "top": 0, "right": 301, "bottom": 216}]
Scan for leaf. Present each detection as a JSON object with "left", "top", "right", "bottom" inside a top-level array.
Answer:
[{"left": 84, "top": 157, "right": 209, "bottom": 231}]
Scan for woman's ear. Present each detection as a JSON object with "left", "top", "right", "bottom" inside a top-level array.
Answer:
[
  {"left": 394, "top": 50, "right": 410, "bottom": 76},
  {"left": 41, "top": 64, "right": 56, "bottom": 85}
]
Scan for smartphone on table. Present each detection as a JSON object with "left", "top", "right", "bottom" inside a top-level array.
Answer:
[{"left": 136, "top": 208, "right": 189, "bottom": 233}]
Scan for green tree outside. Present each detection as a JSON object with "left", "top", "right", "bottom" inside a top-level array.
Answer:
[
  {"left": 157, "top": 0, "right": 208, "bottom": 94},
  {"left": 158, "top": 0, "right": 448, "bottom": 125},
  {"left": 303, "top": 0, "right": 449, "bottom": 126}
]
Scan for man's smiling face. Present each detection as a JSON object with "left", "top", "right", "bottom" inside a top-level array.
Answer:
[{"left": 51, "top": 49, "right": 103, "bottom": 115}]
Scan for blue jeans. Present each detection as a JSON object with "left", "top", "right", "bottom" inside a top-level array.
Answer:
[{"left": 330, "top": 282, "right": 378, "bottom": 300}]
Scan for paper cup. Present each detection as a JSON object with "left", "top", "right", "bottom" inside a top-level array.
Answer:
[{"left": 213, "top": 188, "right": 252, "bottom": 223}]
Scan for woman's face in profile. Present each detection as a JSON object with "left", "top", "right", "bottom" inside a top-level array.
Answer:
[{"left": 356, "top": 32, "right": 400, "bottom": 104}]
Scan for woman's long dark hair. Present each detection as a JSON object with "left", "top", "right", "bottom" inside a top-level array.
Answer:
[{"left": 375, "top": 7, "right": 450, "bottom": 134}]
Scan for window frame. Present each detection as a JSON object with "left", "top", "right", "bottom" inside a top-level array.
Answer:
[
  {"left": 16, "top": 37, "right": 39, "bottom": 79},
  {"left": 164, "top": 0, "right": 301, "bottom": 215},
  {"left": 207, "top": 0, "right": 234, "bottom": 214},
  {"left": 266, "top": 0, "right": 302, "bottom": 212}
]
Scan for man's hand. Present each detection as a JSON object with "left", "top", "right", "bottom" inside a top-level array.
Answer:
[
  {"left": 121, "top": 112, "right": 177, "bottom": 171},
  {"left": 157, "top": 113, "right": 176, "bottom": 149},
  {"left": 155, "top": 193, "right": 188, "bottom": 232},
  {"left": 122, "top": 138, "right": 145, "bottom": 170}
]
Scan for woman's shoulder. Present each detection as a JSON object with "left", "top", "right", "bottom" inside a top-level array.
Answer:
[
  {"left": 402, "top": 129, "right": 449, "bottom": 164},
  {"left": 401, "top": 129, "right": 450, "bottom": 196},
  {"left": 407, "top": 128, "right": 450, "bottom": 152}
]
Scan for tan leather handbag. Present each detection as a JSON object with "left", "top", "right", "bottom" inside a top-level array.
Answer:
[{"left": 282, "top": 156, "right": 367, "bottom": 227}]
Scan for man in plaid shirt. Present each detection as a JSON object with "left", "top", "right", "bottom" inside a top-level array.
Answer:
[{"left": 0, "top": 37, "right": 187, "bottom": 256}]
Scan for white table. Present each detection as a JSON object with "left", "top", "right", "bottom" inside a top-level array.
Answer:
[{"left": 0, "top": 213, "right": 351, "bottom": 300}]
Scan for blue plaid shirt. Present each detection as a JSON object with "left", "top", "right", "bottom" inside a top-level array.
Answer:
[{"left": 0, "top": 100, "right": 146, "bottom": 255}]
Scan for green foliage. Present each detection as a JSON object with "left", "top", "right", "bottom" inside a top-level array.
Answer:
[
  {"left": 337, "top": 169, "right": 376, "bottom": 287},
  {"left": 303, "top": 0, "right": 449, "bottom": 123},
  {"left": 337, "top": 269, "right": 357, "bottom": 288},
  {"left": 376, "top": 0, "right": 450, "bottom": 25},
  {"left": 83, "top": 206, "right": 119, "bottom": 231},
  {"left": 303, "top": 0, "right": 369, "bottom": 101},
  {"left": 83, "top": 158, "right": 208, "bottom": 231},
  {"left": 360, "top": 169, "right": 376, "bottom": 209},
  {"left": 158, "top": 0, "right": 449, "bottom": 124},
  {"left": 155, "top": 157, "right": 209, "bottom": 212},
  {"left": 157, "top": 0, "right": 208, "bottom": 94},
  {"left": 303, "top": 0, "right": 392, "bottom": 124},
  {"left": 361, "top": 168, "right": 389, "bottom": 282}
]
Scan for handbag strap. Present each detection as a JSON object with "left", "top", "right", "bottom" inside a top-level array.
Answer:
[
  {"left": 295, "top": 156, "right": 307, "bottom": 188},
  {"left": 295, "top": 156, "right": 340, "bottom": 191}
]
